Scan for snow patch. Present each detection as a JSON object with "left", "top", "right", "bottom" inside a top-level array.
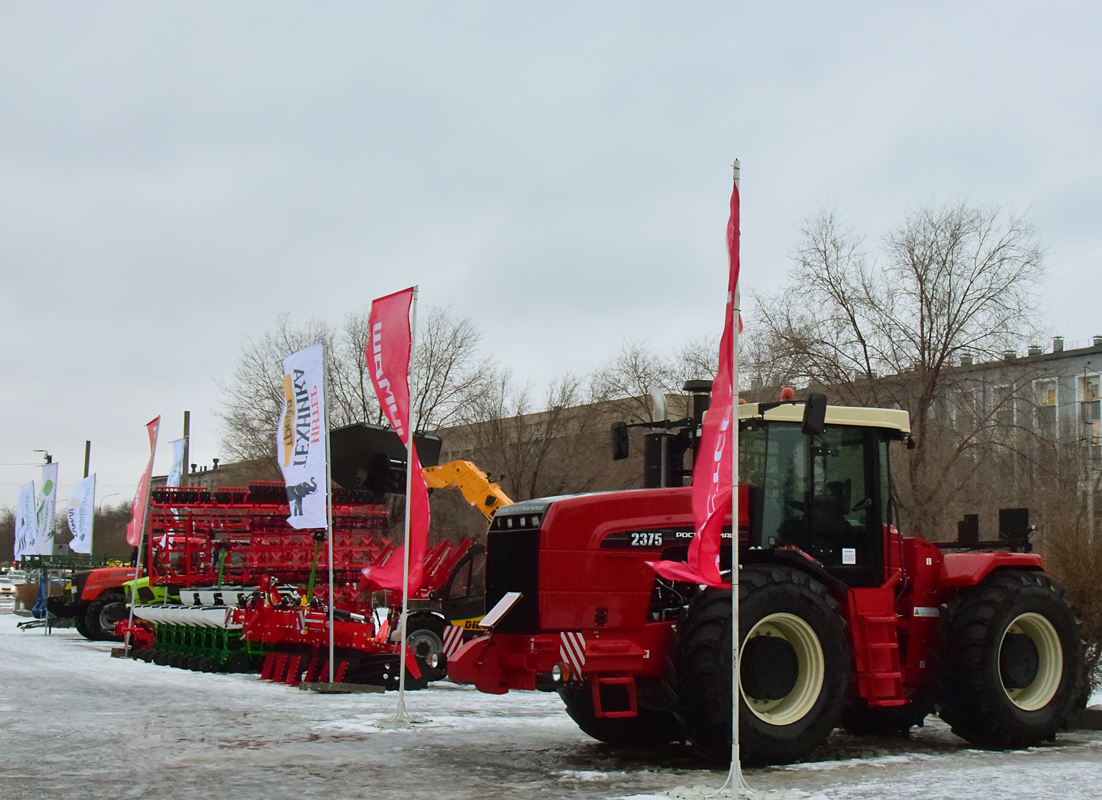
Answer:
[
  {"left": 657, "top": 787, "right": 808, "bottom": 800},
  {"left": 783, "top": 753, "right": 929, "bottom": 772}
]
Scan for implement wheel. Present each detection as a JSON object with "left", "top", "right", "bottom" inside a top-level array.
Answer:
[
  {"left": 672, "top": 565, "right": 850, "bottom": 765},
  {"left": 934, "top": 570, "right": 1083, "bottom": 748},
  {"left": 405, "top": 614, "right": 447, "bottom": 682}
]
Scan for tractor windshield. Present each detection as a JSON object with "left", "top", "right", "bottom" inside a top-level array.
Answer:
[{"left": 739, "top": 420, "right": 887, "bottom": 587}]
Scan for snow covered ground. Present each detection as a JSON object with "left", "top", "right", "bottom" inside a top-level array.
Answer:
[{"left": 1, "top": 613, "right": 1099, "bottom": 800}]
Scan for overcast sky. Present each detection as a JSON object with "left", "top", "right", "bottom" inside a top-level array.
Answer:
[{"left": 2, "top": 2, "right": 1101, "bottom": 514}]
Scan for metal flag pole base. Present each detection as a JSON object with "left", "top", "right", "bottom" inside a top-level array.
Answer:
[
  {"left": 715, "top": 752, "right": 756, "bottom": 798},
  {"left": 664, "top": 786, "right": 803, "bottom": 800},
  {"left": 375, "top": 695, "right": 429, "bottom": 729}
]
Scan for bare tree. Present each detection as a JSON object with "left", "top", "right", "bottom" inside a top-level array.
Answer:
[
  {"left": 218, "top": 313, "right": 336, "bottom": 462},
  {"left": 749, "top": 201, "right": 1045, "bottom": 535},
  {"left": 675, "top": 334, "right": 721, "bottom": 387},
  {"left": 590, "top": 339, "right": 678, "bottom": 422},
  {"left": 589, "top": 337, "right": 722, "bottom": 424},
  {"left": 217, "top": 306, "right": 499, "bottom": 461},
  {"left": 443, "top": 372, "right": 631, "bottom": 501},
  {"left": 412, "top": 307, "right": 499, "bottom": 431}
]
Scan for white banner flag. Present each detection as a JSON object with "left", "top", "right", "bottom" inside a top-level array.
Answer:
[
  {"left": 167, "top": 438, "right": 185, "bottom": 487},
  {"left": 67, "top": 475, "right": 96, "bottom": 554},
  {"left": 14, "top": 482, "right": 36, "bottom": 560},
  {"left": 29, "top": 463, "right": 58, "bottom": 556},
  {"left": 276, "top": 343, "right": 329, "bottom": 530}
]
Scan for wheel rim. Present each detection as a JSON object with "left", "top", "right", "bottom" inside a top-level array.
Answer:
[
  {"left": 999, "top": 612, "right": 1063, "bottom": 711},
  {"left": 99, "top": 601, "right": 127, "bottom": 633},
  {"left": 739, "top": 612, "right": 825, "bottom": 726},
  {"left": 406, "top": 629, "right": 444, "bottom": 667}
]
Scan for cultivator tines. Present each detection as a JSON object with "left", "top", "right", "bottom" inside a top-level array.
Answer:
[{"left": 260, "top": 653, "right": 350, "bottom": 686}]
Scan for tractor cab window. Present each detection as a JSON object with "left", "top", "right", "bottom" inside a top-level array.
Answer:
[
  {"left": 809, "top": 426, "right": 882, "bottom": 586},
  {"left": 447, "top": 553, "right": 485, "bottom": 602},
  {"left": 755, "top": 424, "right": 809, "bottom": 554},
  {"left": 744, "top": 420, "right": 884, "bottom": 587},
  {"left": 447, "top": 560, "right": 472, "bottom": 601},
  {"left": 441, "top": 546, "right": 486, "bottom": 626}
]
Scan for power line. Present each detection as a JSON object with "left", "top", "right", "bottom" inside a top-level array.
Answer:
[{"left": 1049, "top": 241, "right": 1102, "bottom": 267}]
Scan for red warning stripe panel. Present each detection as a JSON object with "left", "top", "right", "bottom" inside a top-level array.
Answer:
[
  {"left": 559, "top": 631, "right": 586, "bottom": 677},
  {"left": 442, "top": 625, "right": 465, "bottom": 657}
]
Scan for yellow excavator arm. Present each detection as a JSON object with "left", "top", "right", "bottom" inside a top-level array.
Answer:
[{"left": 422, "top": 460, "right": 512, "bottom": 521}]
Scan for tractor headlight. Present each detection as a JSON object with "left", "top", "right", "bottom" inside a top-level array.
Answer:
[{"left": 552, "top": 662, "right": 571, "bottom": 683}]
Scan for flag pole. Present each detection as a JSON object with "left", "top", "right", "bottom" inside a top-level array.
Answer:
[
  {"left": 393, "top": 286, "right": 419, "bottom": 723},
  {"left": 720, "top": 158, "right": 753, "bottom": 797},
  {"left": 324, "top": 344, "right": 336, "bottom": 684}
]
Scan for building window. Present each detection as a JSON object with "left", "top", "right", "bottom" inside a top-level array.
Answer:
[
  {"left": 953, "top": 389, "right": 978, "bottom": 431},
  {"left": 993, "top": 385, "right": 1015, "bottom": 430},
  {"left": 1081, "top": 374, "right": 1101, "bottom": 441},
  {"left": 1035, "top": 380, "right": 1057, "bottom": 435}
]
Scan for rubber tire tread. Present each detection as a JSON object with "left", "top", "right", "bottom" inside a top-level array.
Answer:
[
  {"left": 85, "top": 590, "right": 126, "bottom": 642},
  {"left": 671, "top": 564, "right": 850, "bottom": 765},
  {"left": 559, "top": 683, "right": 682, "bottom": 747},
  {"left": 933, "top": 570, "right": 1084, "bottom": 748},
  {"left": 72, "top": 603, "right": 92, "bottom": 640}
]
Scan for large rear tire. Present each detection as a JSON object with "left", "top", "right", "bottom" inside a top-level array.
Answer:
[
  {"left": 85, "top": 590, "right": 127, "bottom": 641},
  {"left": 559, "top": 683, "right": 682, "bottom": 747},
  {"left": 934, "top": 570, "right": 1083, "bottom": 748},
  {"left": 72, "top": 603, "right": 92, "bottom": 640},
  {"left": 672, "top": 565, "right": 850, "bottom": 765}
]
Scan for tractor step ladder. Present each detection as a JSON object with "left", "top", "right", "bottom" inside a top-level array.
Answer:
[
  {"left": 849, "top": 589, "right": 905, "bottom": 706},
  {"left": 590, "top": 675, "right": 637, "bottom": 719}
]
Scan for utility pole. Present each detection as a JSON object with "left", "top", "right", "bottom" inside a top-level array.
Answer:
[{"left": 182, "top": 411, "right": 191, "bottom": 486}]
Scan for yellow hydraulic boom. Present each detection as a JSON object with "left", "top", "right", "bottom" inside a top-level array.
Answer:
[{"left": 422, "top": 461, "right": 512, "bottom": 521}]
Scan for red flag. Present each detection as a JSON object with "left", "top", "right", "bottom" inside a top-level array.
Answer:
[
  {"left": 651, "top": 183, "right": 740, "bottom": 587},
  {"left": 125, "top": 416, "right": 161, "bottom": 547},
  {"left": 361, "top": 287, "right": 430, "bottom": 593}
]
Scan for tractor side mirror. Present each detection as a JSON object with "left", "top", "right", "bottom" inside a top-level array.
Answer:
[
  {"left": 611, "top": 421, "right": 630, "bottom": 460},
  {"left": 802, "top": 393, "right": 827, "bottom": 436}
]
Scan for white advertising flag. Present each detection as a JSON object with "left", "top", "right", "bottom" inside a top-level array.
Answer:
[
  {"left": 167, "top": 439, "right": 185, "bottom": 487},
  {"left": 14, "top": 482, "right": 36, "bottom": 560},
  {"left": 67, "top": 475, "right": 96, "bottom": 554},
  {"left": 30, "top": 463, "right": 58, "bottom": 556},
  {"left": 276, "top": 343, "right": 329, "bottom": 530}
]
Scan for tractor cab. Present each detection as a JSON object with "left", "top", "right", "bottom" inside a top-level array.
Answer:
[{"left": 737, "top": 401, "right": 910, "bottom": 588}]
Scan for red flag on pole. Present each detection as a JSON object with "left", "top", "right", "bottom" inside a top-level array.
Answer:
[
  {"left": 125, "top": 416, "right": 161, "bottom": 547},
  {"left": 650, "top": 183, "right": 740, "bottom": 587},
  {"left": 361, "top": 287, "right": 430, "bottom": 593}
]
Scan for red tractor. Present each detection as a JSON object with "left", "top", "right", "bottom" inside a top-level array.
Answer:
[{"left": 449, "top": 394, "right": 1085, "bottom": 764}]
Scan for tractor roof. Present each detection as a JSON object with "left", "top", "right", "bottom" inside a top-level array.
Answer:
[{"left": 738, "top": 401, "right": 911, "bottom": 435}]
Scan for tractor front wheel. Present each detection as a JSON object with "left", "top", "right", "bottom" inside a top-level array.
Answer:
[
  {"left": 672, "top": 565, "right": 851, "bottom": 765},
  {"left": 934, "top": 570, "right": 1083, "bottom": 748},
  {"left": 85, "top": 591, "right": 127, "bottom": 641}
]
